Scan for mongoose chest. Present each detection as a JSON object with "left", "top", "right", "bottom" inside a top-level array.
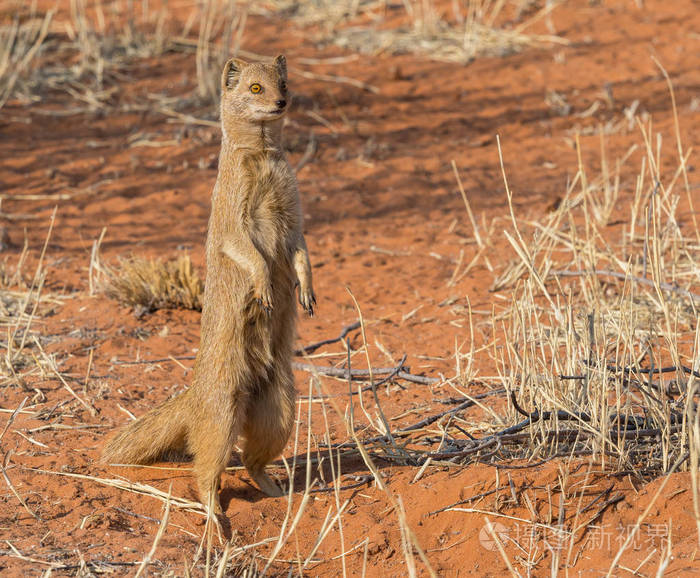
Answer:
[{"left": 241, "top": 153, "right": 300, "bottom": 259}]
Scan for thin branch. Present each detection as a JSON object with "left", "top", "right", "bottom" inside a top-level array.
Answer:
[
  {"left": 550, "top": 269, "right": 700, "bottom": 304},
  {"left": 588, "top": 359, "right": 700, "bottom": 380},
  {"left": 329, "top": 389, "right": 505, "bottom": 449},
  {"left": 2, "top": 451, "right": 41, "bottom": 521},
  {"left": 295, "top": 131, "right": 318, "bottom": 172},
  {"left": 291, "top": 362, "right": 440, "bottom": 385},
  {"left": 115, "top": 322, "right": 363, "bottom": 364},
  {"left": 509, "top": 390, "right": 591, "bottom": 423},
  {"left": 309, "top": 474, "right": 372, "bottom": 494},
  {"left": 428, "top": 485, "right": 510, "bottom": 515},
  {"left": 294, "top": 321, "right": 361, "bottom": 356}
]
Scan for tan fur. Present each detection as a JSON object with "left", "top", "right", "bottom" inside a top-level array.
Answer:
[{"left": 102, "top": 55, "right": 315, "bottom": 514}]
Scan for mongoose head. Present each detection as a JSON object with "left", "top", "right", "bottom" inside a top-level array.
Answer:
[{"left": 220, "top": 55, "right": 289, "bottom": 124}]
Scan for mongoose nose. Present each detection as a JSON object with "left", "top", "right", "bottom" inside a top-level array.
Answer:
[{"left": 276, "top": 99, "right": 287, "bottom": 109}]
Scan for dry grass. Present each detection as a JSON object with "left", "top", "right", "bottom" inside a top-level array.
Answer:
[
  {"left": 270, "top": 0, "right": 568, "bottom": 63},
  {"left": 0, "top": 213, "right": 59, "bottom": 388},
  {"left": 1, "top": 0, "right": 566, "bottom": 116},
  {"left": 483, "top": 108, "right": 699, "bottom": 477},
  {"left": 0, "top": 6, "right": 53, "bottom": 108},
  {"left": 409, "top": 78, "right": 697, "bottom": 572},
  {"left": 104, "top": 255, "right": 204, "bottom": 315},
  {"left": 0, "top": 0, "right": 247, "bottom": 112}
]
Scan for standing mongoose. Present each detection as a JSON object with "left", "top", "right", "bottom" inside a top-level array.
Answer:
[{"left": 102, "top": 54, "right": 316, "bottom": 514}]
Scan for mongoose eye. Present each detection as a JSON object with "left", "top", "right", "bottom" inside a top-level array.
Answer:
[
  {"left": 250, "top": 83, "right": 263, "bottom": 94},
  {"left": 280, "top": 81, "right": 287, "bottom": 93}
]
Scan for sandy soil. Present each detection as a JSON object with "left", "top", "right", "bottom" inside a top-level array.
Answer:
[{"left": 1, "top": 0, "right": 699, "bottom": 575}]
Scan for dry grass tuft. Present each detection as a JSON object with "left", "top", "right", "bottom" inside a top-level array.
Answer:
[
  {"left": 0, "top": 214, "right": 59, "bottom": 388},
  {"left": 105, "top": 255, "right": 203, "bottom": 315}
]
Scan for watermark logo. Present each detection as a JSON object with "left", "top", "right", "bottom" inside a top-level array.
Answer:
[
  {"left": 479, "top": 522, "right": 509, "bottom": 551},
  {"left": 478, "top": 521, "right": 670, "bottom": 552}
]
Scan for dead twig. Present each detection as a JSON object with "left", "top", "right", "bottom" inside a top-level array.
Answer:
[
  {"left": 586, "top": 359, "right": 700, "bottom": 380},
  {"left": 309, "top": 474, "right": 372, "bottom": 494},
  {"left": 292, "top": 362, "right": 440, "bottom": 385},
  {"left": 2, "top": 451, "right": 41, "bottom": 521},
  {"left": 295, "top": 131, "right": 318, "bottom": 172},
  {"left": 403, "top": 389, "right": 506, "bottom": 432},
  {"left": 330, "top": 389, "right": 505, "bottom": 450},
  {"left": 550, "top": 269, "right": 700, "bottom": 304},
  {"left": 112, "top": 353, "right": 439, "bottom": 386},
  {"left": 428, "top": 485, "right": 510, "bottom": 515},
  {"left": 289, "top": 66, "right": 380, "bottom": 94},
  {"left": 294, "top": 321, "right": 361, "bottom": 356},
  {"left": 509, "top": 390, "right": 591, "bottom": 424}
]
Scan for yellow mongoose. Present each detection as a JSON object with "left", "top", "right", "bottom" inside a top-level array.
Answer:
[{"left": 103, "top": 55, "right": 315, "bottom": 514}]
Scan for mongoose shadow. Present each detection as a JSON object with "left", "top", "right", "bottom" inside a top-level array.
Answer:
[
  {"left": 224, "top": 447, "right": 384, "bottom": 496},
  {"left": 102, "top": 54, "right": 317, "bottom": 520},
  {"left": 216, "top": 454, "right": 377, "bottom": 517}
]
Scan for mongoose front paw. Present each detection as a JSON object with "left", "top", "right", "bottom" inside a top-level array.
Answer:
[
  {"left": 299, "top": 287, "right": 316, "bottom": 317},
  {"left": 254, "top": 282, "right": 274, "bottom": 316}
]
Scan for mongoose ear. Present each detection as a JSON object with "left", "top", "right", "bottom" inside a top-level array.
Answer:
[
  {"left": 275, "top": 54, "right": 287, "bottom": 80},
  {"left": 222, "top": 58, "right": 247, "bottom": 90}
]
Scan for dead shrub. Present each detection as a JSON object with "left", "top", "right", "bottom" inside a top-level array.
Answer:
[{"left": 105, "top": 255, "right": 203, "bottom": 315}]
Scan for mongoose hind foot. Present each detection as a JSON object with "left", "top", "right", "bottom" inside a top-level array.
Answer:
[
  {"left": 198, "top": 475, "right": 224, "bottom": 516},
  {"left": 250, "top": 469, "right": 285, "bottom": 497}
]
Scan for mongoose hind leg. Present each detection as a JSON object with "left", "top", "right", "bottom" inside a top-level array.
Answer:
[
  {"left": 242, "top": 372, "right": 295, "bottom": 497},
  {"left": 189, "top": 402, "right": 243, "bottom": 514}
]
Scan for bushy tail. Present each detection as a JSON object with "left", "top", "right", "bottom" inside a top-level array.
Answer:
[{"left": 102, "top": 388, "right": 193, "bottom": 465}]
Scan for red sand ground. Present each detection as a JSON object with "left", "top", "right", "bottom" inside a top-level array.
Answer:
[{"left": 1, "top": 0, "right": 699, "bottom": 575}]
